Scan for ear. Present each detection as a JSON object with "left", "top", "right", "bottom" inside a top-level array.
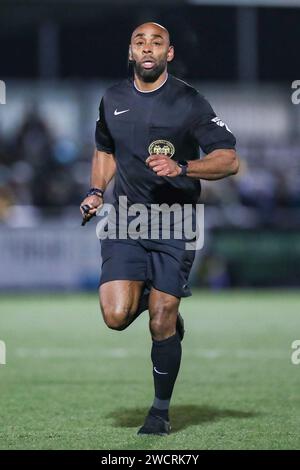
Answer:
[
  {"left": 128, "top": 45, "right": 133, "bottom": 61},
  {"left": 167, "top": 45, "right": 174, "bottom": 63}
]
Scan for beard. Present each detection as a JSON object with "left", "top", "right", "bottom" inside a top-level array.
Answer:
[{"left": 133, "top": 59, "right": 167, "bottom": 83}]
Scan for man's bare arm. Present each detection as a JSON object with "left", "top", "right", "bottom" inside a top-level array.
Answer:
[
  {"left": 80, "top": 149, "right": 116, "bottom": 221},
  {"left": 184, "top": 149, "right": 239, "bottom": 180},
  {"left": 90, "top": 148, "right": 116, "bottom": 188},
  {"left": 146, "top": 149, "right": 239, "bottom": 180}
]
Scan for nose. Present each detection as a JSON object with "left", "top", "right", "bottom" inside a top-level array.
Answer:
[{"left": 143, "top": 42, "right": 153, "bottom": 54}]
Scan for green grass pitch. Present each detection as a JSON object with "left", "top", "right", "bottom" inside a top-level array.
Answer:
[{"left": 0, "top": 290, "right": 299, "bottom": 450}]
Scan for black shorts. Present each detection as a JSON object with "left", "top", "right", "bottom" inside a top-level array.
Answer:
[{"left": 99, "top": 238, "right": 196, "bottom": 298}]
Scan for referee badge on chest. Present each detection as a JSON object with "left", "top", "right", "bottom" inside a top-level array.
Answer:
[{"left": 148, "top": 139, "right": 175, "bottom": 158}]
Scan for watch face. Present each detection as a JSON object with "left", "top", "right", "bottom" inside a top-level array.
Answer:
[{"left": 178, "top": 160, "right": 188, "bottom": 166}]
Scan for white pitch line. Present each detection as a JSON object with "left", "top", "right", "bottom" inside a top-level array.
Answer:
[
  {"left": 15, "top": 347, "right": 129, "bottom": 359},
  {"left": 13, "top": 347, "right": 288, "bottom": 360}
]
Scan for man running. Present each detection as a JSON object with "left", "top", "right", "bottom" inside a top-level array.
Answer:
[{"left": 80, "top": 22, "right": 239, "bottom": 435}]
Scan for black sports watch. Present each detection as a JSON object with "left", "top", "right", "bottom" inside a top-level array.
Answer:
[
  {"left": 86, "top": 187, "right": 104, "bottom": 198},
  {"left": 177, "top": 160, "right": 189, "bottom": 177}
]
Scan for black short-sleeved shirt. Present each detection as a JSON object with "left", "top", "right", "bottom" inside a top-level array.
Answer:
[{"left": 95, "top": 74, "right": 236, "bottom": 208}]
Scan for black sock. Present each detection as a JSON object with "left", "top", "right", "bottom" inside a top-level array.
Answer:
[{"left": 150, "top": 332, "right": 182, "bottom": 421}]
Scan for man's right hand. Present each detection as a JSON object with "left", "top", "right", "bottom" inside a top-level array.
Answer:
[{"left": 80, "top": 194, "right": 103, "bottom": 224}]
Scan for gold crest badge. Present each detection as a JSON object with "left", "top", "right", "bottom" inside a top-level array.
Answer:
[{"left": 148, "top": 139, "right": 175, "bottom": 158}]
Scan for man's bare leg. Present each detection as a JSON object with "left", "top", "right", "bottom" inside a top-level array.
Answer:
[{"left": 99, "top": 280, "right": 145, "bottom": 330}]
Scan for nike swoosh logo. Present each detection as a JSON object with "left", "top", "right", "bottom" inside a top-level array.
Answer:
[
  {"left": 154, "top": 367, "right": 168, "bottom": 375},
  {"left": 114, "top": 109, "right": 130, "bottom": 116}
]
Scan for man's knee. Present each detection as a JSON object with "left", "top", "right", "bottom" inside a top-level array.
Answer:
[
  {"left": 101, "top": 305, "right": 130, "bottom": 331},
  {"left": 105, "top": 314, "right": 128, "bottom": 331},
  {"left": 149, "top": 315, "right": 164, "bottom": 334},
  {"left": 99, "top": 283, "right": 142, "bottom": 331},
  {"left": 99, "top": 293, "right": 129, "bottom": 331},
  {"left": 149, "top": 297, "right": 178, "bottom": 338}
]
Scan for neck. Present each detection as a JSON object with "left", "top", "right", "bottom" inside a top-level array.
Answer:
[{"left": 134, "top": 70, "right": 168, "bottom": 92}]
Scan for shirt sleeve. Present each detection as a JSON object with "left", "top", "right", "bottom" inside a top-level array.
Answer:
[
  {"left": 189, "top": 92, "right": 236, "bottom": 154},
  {"left": 95, "top": 97, "right": 115, "bottom": 153}
]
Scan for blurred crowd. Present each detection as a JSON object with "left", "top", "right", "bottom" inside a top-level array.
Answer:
[
  {"left": 0, "top": 108, "right": 300, "bottom": 229},
  {"left": 0, "top": 107, "right": 92, "bottom": 224}
]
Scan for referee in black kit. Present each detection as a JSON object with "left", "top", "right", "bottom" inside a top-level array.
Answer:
[{"left": 80, "top": 22, "right": 239, "bottom": 435}]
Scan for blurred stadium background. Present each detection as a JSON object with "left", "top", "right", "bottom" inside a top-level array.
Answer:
[
  {"left": 1, "top": 0, "right": 300, "bottom": 291},
  {"left": 1, "top": 0, "right": 300, "bottom": 450}
]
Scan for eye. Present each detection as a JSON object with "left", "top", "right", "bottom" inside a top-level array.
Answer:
[{"left": 154, "top": 42, "right": 162, "bottom": 46}]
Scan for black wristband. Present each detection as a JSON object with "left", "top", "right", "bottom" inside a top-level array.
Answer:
[
  {"left": 86, "top": 187, "right": 104, "bottom": 198},
  {"left": 177, "top": 160, "right": 188, "bottom": 177}
]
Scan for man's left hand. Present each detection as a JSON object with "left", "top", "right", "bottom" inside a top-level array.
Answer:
[{"left": 146, "top": 154, "right": 181, "bottom": 177}]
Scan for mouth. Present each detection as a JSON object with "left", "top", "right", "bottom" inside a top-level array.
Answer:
[{"left": 141, "top": 59, "right": 156, "bottom": 70}]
